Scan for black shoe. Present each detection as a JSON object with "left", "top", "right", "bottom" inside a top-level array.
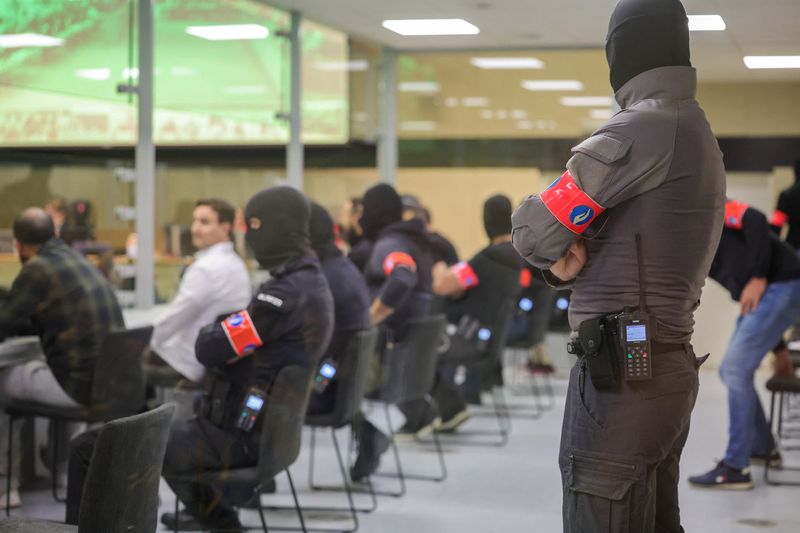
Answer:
[
  {"left": 161, "top": 510, "right": 242, "bottom": 532},
  {"left": 350, "top": 423, "right": 391, "bottom": 481}
]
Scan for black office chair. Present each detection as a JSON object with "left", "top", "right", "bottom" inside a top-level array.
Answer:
[
  {"left": 367, "top": 314, "right": 448, "bottom": 496},
  {"left": 4, "top": 326, "right": 150, "bottom": 512},
  {"left": 0, "top": 403, "right": 176, "bottom": 532},
  {"left": 764, "top": 374, "right": 800, "bottom": 486},
  {"left": 505, "top": 281, "right": 557, "bottom": 412},
  {"left": 434, "top": 300, "right": 516, "bottom": 447},
  {"left": 304, "top": 327, "right": 380, "bottom": 519},
  {"left": 171, "top": 365, "right": 315, "bottom": 533}
]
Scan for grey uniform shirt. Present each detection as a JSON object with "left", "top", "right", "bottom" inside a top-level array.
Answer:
[{"left": 512, "top": 66, "right": 725, "bottom": 343}]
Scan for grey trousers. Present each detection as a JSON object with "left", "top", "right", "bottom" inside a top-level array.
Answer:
[{"left": 559, "top": 346, "right": 701, "bottom": 533}]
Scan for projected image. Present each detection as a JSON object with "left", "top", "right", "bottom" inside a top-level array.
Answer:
[{"left": 0, "top": 0, "right": 348, "bottom": 146}]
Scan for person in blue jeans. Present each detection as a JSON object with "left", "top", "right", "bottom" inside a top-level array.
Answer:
[{"left": 690, "top": 199, "right": 800, "bottom": 489}]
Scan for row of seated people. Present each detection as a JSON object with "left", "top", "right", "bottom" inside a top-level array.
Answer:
[{"left": 0, "top": 184, "right": 553, "bottom": 531}]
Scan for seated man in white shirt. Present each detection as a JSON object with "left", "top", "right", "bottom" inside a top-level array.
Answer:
[{"left": 145, "top": 198, "right": 251, "bottom": 384}]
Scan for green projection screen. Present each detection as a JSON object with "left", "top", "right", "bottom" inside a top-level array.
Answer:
[{"left": 0, "top": 0, "right": 349, "bottom": 146}]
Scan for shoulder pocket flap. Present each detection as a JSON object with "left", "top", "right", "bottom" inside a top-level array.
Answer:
[
  {"left": 571, "top": 133, "right": 633, "bottom": 165},
  {"left": 569, "top": 454, "right": 638, "bottom": 501}
]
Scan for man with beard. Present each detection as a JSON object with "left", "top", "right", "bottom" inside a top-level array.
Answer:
[
  {"left": 511, "top": 0, "right": 725, "bottom": 530},
  {"left": 350, "top": 183, "right": 434, "bottom": 481},
  {"left": 158, "top": 187, "right": 334, "bottom": 532}
]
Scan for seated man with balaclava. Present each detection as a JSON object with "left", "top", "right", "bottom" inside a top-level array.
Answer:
[
  {"left": 350, "top": 183, "right": 434, "bottom": 481},
  {"left": 0, "top": 208, "right": 123, "bottom": 509},
  {"left": 157, "top": 187, "right": 334, "bottom": 531},
  {"left": 306, "top": 201, "right": 371, "bottom": 415},
  {"left": 404, "top": 195, "right": 524, "bottom": 433},
  {"left": 144, "top": 198, "right": 251, "bottom": 385}
]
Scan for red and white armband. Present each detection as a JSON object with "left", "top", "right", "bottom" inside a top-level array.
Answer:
[
  {"left": 540, "top": 170, "right": 606, "bottom": 235},
  {"left": 452, "top": 262, "right": 480, "bottom": 290},
  {"left": 724, "top": 199, "right": 749, "bottom": 230},
  {"left": 383, "top": 251, "right": 417, "bottom": 276},
  {"left": 222, "top": 311, "right": 264, "bottom": 363}
]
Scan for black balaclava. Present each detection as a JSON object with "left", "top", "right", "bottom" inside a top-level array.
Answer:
[
  {"left": 359, "top": 183, "right": 403, "bottom": 241},
  {"left": 483, "top": 194, "right": 513, "bottom": 240},
  {"left": 606, "top": 0, "right": 691, "bottom": 94},
  {"left": 309, "top": 201, "right": 342, "bottom": 261},
  {"left": 244, "top": 186, "right": 311, "bottom": 271}
]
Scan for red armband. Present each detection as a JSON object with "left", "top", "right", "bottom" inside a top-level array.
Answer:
[
  {"left": 383, "top": 252, "right": 417, "bottom": 276},
  {"left": 770, "top": 209, "right": 788, "bottom": 228},
  {"left": 519, "top": 269, "right": 532, "bottom": 288},
  {"left": 724, "top": 199, "right": 749, "bottom": 230},
  {"left": 540, "top": 170, "right": 605, "bottom": 235},
  {"left": 222, "top": 311, "right": 264, "bottom": 362},
  {"left": 452, "top": 262, "right": 479, "bottom": 290}
]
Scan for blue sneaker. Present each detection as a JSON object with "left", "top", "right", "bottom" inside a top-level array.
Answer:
[{"left": 688, "top": 461, "right": 753, "bottom": 490}]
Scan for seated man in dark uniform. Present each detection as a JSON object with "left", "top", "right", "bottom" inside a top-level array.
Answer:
[
  {"left": 158, "top": 187, "right": 334, "bottom": 531},
  {"left": 350, "top": 183, "right": 434, "bottom": 481},
  {"left": 406, "top": 195, "right": 524, "bottom": 432},
  {"left": 306, "top": 201, "right": 371, "bottom": 416}
]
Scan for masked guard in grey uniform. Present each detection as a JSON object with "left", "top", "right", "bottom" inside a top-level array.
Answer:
[{"left": 512, "top": 1, "right": 725, "bottom": 531}]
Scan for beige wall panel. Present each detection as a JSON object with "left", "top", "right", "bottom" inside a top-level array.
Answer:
[
  {"left": 698, "top": 83, "right": 800, "bottom": 136},
  {"left": 396, "top": 167, "right": 542, "bottom": 259}
]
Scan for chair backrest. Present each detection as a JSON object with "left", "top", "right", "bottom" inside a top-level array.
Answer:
[
  {"left": 78, "top": 403, "right": 176, "bottom": 533},
  {"left": 508, "top": 282, "right": 557, "bottom": 349},
  {"left": 326, "top": 327, "right": 379, "bottom": 428},
  {"left": 382, "top": 314, "right": 446, "bottom": 404},
  {"left": 257, "top": 365, "right": 315, "bottom": 482},
  {"left": 91, "top": 326, "right": 152, "bottom": 421}
]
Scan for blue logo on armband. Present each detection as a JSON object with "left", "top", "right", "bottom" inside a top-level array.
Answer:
[
  {"left": 546, "top": 176, "right": 561, "bottom": 190},
  {"left": 569, "top": 205, "right": 594, "bottom": 226},
  {"left": 228, "top": 314, "right": 244, "bottom": 327}
]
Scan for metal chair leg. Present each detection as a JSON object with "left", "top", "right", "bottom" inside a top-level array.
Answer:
[
  {"left": 330, "top": 429, "right": 358, "bottom": 532},
  {"left": 173, "top": 490, "right": 179, "bottom": 533},
  {"left": 50, "top": 418, "right": 65, "bottom": 502},
  {"left": 367, "top": 404, "right": 406, "bottom": 497},
  {"left": 380, "top": 398, "right": 447, "bottom": 482},
  {"left": 285, "top": 469, "right": 307, "bottom": 533}
]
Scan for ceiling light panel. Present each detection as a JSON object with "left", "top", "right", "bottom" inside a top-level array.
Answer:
[
  {"left": 744, "top": 56, "right": 800, "bottom": 69},
  {"left": 522, "top": 80, "right": 584, "bottom": 91},
  {"left": 471, "top": 57, "right": 544, "bottom": 69},
  {"left": 185, "top": 24, "right": 269, "bottom": 41},
  {"left": 383, "top": 19, "right": 479, "bottom": 36},
  {"left": 688, "top": 15, "right": 726, "bottom": 32},
  {"left": 398, "top": 81, "right": 440, "bottom": 93},
  {"left": 560, "top": 96, "right": 614, "bottom": 107}
]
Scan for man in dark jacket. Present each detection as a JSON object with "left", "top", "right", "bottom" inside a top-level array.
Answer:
[
  {"left": 350, "top": 183, "right": 434, "bottom": 481},
  {"left": 419, "top": 195, "right": 523, "bottom": 431},
  {"left": 1, "top": 208, "right": 123, "bottom": 509},
  {"left": 769, "top": 159, "right": 800, "bottom": 249},
  {"left": 160, "top": 187, "right": 334, "bottom": 531},
  {"left": 689, "top": 200, "right": 800, "bottom": 489},
  {"left": 511, "top": 1, "right": 725, "bottom": 530},
  {"left": 306, "top": 201, "right": 371, "bottom": 415}
]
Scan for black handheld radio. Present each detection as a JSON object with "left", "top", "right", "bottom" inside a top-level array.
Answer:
[
  {"left": 235, "top": 387, "right": 266, "bottom": 432},
  {"left": 619, "top": 311, "right": 651, "bottom": 380},
  {"left": 621, "top": 234, "right": 653, "bottom": 381},
  {"left": 313, "top": 359, "right": 338, "bottom": 394}
]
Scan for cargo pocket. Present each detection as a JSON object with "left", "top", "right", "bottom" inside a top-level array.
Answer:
[{"left": 564, "top": 451, "right": 639, "bottom": 533}]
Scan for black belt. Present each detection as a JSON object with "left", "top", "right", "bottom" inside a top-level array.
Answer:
[{"left": 650, "top": 342, "right": 684, "bottom": 354}]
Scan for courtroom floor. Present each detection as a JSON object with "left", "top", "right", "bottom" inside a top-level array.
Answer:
[{"left": 7, "top": 350, "right": 800, "bottom": 533}]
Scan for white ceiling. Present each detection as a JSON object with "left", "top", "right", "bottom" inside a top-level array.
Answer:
[{"left": 268, "top": 0, "right": 800, "bottom": 82}]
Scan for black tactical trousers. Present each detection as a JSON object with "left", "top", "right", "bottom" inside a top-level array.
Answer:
[
  {"left": 162, "top": 417, "right": 260, "bottom": 525},
  {"left": 559, "top": 345, "right": 701, "bottom": 533}
]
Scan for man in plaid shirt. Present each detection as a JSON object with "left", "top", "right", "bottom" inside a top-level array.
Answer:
[{"left": 0, "top": 207, "right": 123, "bottom": 508}]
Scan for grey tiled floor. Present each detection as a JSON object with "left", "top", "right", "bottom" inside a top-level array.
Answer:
[{"left": 6, "top": 364, "right": 800, "bottom": 532}]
